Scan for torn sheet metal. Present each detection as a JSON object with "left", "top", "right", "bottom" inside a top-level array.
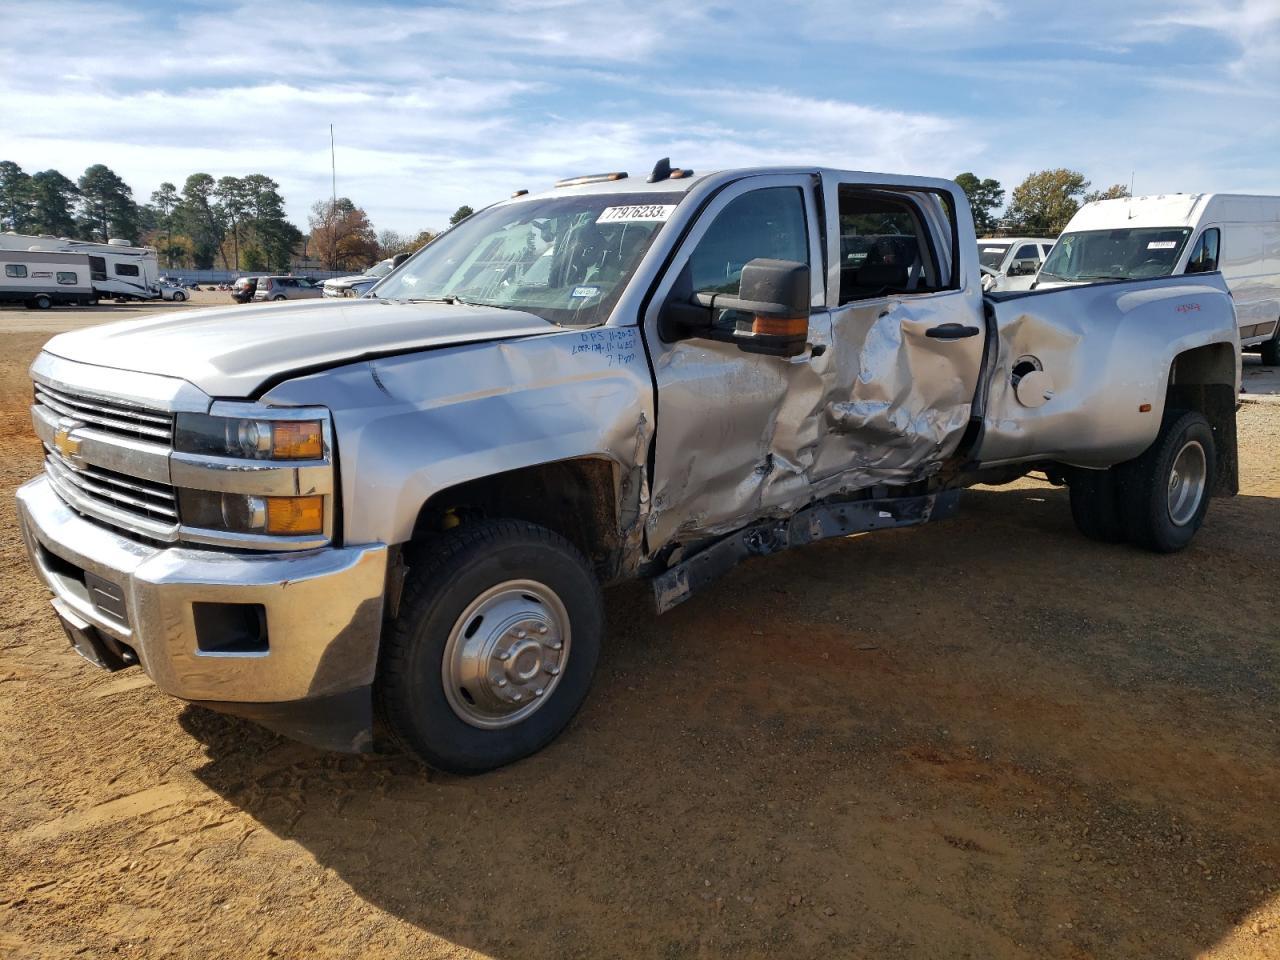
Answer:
[
  {"left": 810, "top": 296, "right": 981, "bottom": 485},
  {"left": 264, "top": 325, "right": 655, "bottom": 565},
  {"left": 652, "top": 490, "right": 961, "bottom": 613},
  {"left": 644, "top": 330, "right": 827, "bottom": 548}
]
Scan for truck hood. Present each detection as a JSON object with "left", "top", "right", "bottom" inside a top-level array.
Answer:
[{"left": 42, "top": 298, "right": 562, "bottom": 398}]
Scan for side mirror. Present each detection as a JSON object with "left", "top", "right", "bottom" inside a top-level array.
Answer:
[{"left": 660, "top": 258, "right": 810, "bottom": 358}]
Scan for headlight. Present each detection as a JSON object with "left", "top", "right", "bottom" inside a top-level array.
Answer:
[
  {"left": 175, "top": 413, "right": 325, "bottom": 460},
  {"left": 179, "top": 491, "right": 325, "bottom": 537}
]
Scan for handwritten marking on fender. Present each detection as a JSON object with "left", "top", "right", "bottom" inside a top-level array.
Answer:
[
  {"left": 570, "top": 328, "right": 639, "bottom": 367},
  {"left": 1176, "top": 303, "right": 1201, "bottom": 314}
]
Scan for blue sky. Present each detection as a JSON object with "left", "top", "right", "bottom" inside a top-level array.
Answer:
[{"left": 3, "top": 0, "right": 1278, "bottom": 235}]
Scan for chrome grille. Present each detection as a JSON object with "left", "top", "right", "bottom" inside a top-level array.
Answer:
[
  {"left": 34, "top": 382, "right": 173, "bottom": 444},
  {"left": 44, "top": 447, "right": 178, "bottom": 527}
]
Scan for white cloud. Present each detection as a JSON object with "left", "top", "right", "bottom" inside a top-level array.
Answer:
[{"left": 1, "top": 0, "right": 1277, "bottom": 234}]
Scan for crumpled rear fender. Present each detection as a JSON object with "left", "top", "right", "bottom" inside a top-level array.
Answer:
[{"left": 978, "top": 275, "right": 1239, "bottom": 469}]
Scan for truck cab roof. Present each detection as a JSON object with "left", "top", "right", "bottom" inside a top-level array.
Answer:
[{"left": 506, "top": 165, "right": 962, "bottom": 207}]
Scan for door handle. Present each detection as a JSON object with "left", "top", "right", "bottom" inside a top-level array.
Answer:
[{"left": 925, "top": 323, "right": 980, "bottom": 340}]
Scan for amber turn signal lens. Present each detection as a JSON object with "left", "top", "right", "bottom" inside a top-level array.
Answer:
[
  {"left": 265, "top": 495, "right": 324, "bottom": 535},
  {"left": 271, "top": 421, "right": 324, "bottom": 459},
  {"left": 751, "top": 315, "right": 808, "bottom": 338}
]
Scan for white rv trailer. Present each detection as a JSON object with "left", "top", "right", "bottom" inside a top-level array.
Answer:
[
  {"left": 0, "top": 233, "right": 161, "bottom": 301},
  {"left": 1036, "top": 194, "right": 1280, "bottom": 364},
  {"left": 0, "top": 249, "right": 93, "bottom": 309}
]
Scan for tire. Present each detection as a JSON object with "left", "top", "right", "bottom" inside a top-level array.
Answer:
[
  {"left": 377, "top": 520, "right": 603, "bottom": 774},
  {"left": 1260, "top": 326, "right": 1280, "bottom": 366},
  {"left": 1118, "top": 410, "right": 1215, "bottom": 553},
  {"left": 173, "top": 291, "right": 186, "bottom": 302},
  {"left": 33, "top": 294, "right": 52, "bottom": 310},
  {"left": 1068, "top": 467, "right": 1125, "bottom": 543},
  {"left": 272, "top": 294, "right": 286, "bottom": 301}
]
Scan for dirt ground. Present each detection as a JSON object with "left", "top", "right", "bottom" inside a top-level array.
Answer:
[{"left": 0, "top": 301, "right": 1278, "bottom": 959}]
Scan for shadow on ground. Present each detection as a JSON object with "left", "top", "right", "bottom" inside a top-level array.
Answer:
[{"left": 184, "top": 485, "right": 1280, "bottom": 959}]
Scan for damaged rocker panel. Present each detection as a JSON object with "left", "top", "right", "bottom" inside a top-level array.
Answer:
[{"left": 651, "top": 489, "right": 961, "bottom": 614}]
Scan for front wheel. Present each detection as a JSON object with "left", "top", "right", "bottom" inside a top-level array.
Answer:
[
  {"left": 377, "top": 520, "right": 603, "bottom": 773},
  {"left": 32, "top": 294, "right": 52, "bottom": 310},
  {"left": 173, "top": 290, "right": 186, "bottom": 302},
  {"left": 1119, "top": 410, "right": 1215, "bottom": 553},
  {"left": 271, "top": 294, "right": 286, "bottom": 301}
]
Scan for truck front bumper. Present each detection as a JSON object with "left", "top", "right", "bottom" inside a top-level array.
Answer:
[{"left": 16, "top": 475, "right": 388, "bottom": 752}]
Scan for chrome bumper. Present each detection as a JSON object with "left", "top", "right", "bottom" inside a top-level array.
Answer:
[{"left": 16, "top": 475, "right": 388, "bottom": 710}]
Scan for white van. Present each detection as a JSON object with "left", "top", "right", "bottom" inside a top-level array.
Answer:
[
  {"left": 977, "top": 236, "right": 1056, "bottom": 292},
  {"left": 1036, "top": 194, "right": 1280, "bottom": 364},
  {"left": 0, "top": 249, "right": 93, "bottom": 309}
]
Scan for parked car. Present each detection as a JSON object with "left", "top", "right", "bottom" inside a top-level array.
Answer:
[
  {"left": 16, "top": 161, "right": 1239, "bottom": 774},
  {"left": 977, "top": 237, "right": 1057, "bottom": 292},
  {"left": 230, "top": 277, "right": 259, "bottom": 303},
  {"left": 1034, "top": 193, "right": 1280, "bottom": 364},
  {"left": 157, "top": 280, "right": 189, "bottom": 302},
  {"left": 322, "top": 254, "right": 408, "bottom": 298},
  {"left": 254, "top": 276, "right": 324, "bottom": 301}
]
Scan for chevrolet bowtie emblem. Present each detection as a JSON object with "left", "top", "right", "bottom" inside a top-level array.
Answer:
[{"left": 54, "top": 420, "right": 84, "bottom": 460}]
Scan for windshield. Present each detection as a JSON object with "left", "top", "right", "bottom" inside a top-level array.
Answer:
[
  {"left": 367, "top": 259, "right": 395, "bottom": 278},
  {"left": 373, "top": 192, "right": 683, "bottom": 326},
  {"left": 1040, "top": 227, "right": 1193, "bottom": 282},
  {"left": 978, "top": 243, "right": 1011, "bottom": 270}
]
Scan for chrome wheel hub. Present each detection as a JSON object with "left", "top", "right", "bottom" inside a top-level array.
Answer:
[
  {"left": 442, "top": 579, "right": 570, "bottom": 729},
  {"left": 1167, "top": 439, "right": 1207, "bottom": 527}
]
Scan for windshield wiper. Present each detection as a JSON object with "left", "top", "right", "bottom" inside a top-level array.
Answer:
[
  {"left": 399, "top": 294, "right": 514, "bottom": 309},
  {"left": 1075, "top": 274, "right": 1131, "bottom": 282}
]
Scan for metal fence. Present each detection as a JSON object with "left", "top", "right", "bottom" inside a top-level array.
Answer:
[{"left": 157, "top": 268, "right": 353, "bottom": 283}]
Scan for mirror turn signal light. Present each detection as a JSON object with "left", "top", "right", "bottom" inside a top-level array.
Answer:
[
  {"left": 265, "top": 495, "right": 324, "bottom": 535},
  {"left": 751, "top": 315, "right": 808, "bottom": 338}
]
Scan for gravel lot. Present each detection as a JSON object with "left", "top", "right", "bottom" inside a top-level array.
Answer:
[{"left": 1, "top": 299, "right": 1278, "bottom": 959}]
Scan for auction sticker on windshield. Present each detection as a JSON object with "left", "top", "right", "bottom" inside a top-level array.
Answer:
[
  {"left": 1148, "top": 241, "right": 1178, "bottom": 250},
  {"left": 597, "top": 205, "right": 676, "bottom": 224}
]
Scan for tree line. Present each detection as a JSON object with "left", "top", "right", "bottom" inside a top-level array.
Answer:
[
  {"left": 954, "top": 169, "right": 1131, "bottom": 236},
  {"left": 0, "top": 160, "right": 471, "bottom": 273},
  {"left": 7, "top": 157, "right": 1117, "bottom": 263}
]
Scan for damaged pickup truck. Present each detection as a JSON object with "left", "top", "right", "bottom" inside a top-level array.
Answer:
[{"left": 17, "top": 162, "right": 1240, "bottom": 772}]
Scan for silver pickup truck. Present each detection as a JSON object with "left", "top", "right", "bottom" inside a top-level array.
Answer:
[{"left": 16, "top": 162, "right": 1240, "bottom": 773}]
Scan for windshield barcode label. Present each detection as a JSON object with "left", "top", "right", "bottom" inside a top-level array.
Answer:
[
  {"left": 1148, "top": 241, "right": 1178, "bottom": 250},
  {"left": 596, "top": 205, "right": 676, "bottom": 224}
]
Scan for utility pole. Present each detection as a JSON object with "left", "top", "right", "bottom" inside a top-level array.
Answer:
[{"left": 330, "top": 124, "right": 337, "bottom": 269}]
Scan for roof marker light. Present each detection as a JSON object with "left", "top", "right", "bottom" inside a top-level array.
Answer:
[{"left": 554, "top": 172, "right": 628, "bottom": 188}]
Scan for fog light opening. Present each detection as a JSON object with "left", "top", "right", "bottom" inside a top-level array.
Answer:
[{"left": 193, "top": 602, "right": 269, "bottom": 655}]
